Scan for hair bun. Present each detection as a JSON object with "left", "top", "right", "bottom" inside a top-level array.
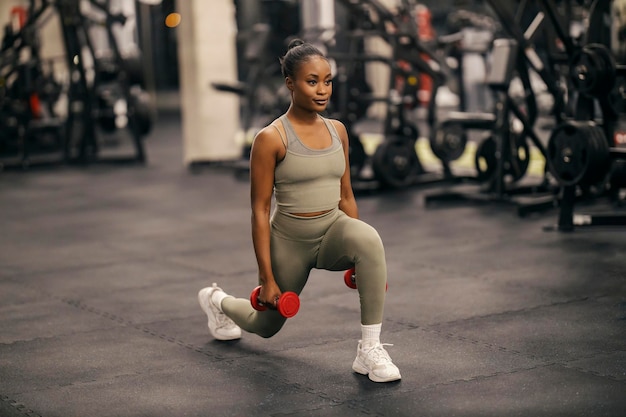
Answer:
[{"left": 287, "top": 38, "right": 305, "bottom": 51}]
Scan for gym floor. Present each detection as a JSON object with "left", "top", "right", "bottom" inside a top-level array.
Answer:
[{"left": 1, "top": 103, "right": 625, "bottom": 417}]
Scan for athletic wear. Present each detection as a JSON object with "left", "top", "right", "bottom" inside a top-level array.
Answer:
[
  {"left": 198, "top": 284, "right": 241, "bottom": 340},
  {"left": 352, "top": 341, "right": 401, "bottom": 382},
  {"left": 221, "top": 206, "right": 387, "bottom": 338},
  {"left": 361, "top": 323, "right": 382, "bottom": 348},
  {"left": 198, "top": 113, "right": 398, "bottom": 380},
  {"left": 273, "top": 115, "right": 345, "bottom": 213}
]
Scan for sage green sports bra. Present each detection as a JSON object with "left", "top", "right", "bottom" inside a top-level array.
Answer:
[{"left": 272, "top": 114, "right": 345, "bottom": 213}]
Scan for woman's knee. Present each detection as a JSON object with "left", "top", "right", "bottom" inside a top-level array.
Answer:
[
  {"left": 255, "top": 314, "right": 286, "bottom": 338},
  {"left": 351, "top": 223, "right": 385, "bottom": 256},
  {"left": 258, "top": 327, "right": 280, "bottom": 339}
]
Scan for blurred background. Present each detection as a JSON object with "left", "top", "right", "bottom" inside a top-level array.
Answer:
[{"left": 1, "top": 0, "right": 626, "bottom": 226}]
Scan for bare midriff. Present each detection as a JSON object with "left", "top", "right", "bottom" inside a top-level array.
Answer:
[{"left": 289, "top": 209, "right": 332, "bottom": 217}]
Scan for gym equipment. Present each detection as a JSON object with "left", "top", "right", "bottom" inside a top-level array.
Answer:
[
  {"left": 428, "top": 26, "right": 540, "bottom": 185},
  {"left": 475, "top": 132, "right": 531, "bottom": 184},
  {"left": 371, "top": 136, "right": 421, "bottom": 188},
  {"left": 547, "top": 120, "right": 611, "bottom": 187},
  {"left": 344, "top": 268, "right": 357, "bottom": 289},
  {"left": 332, "top": 0, "right": 446, "bottom": 190},
  {"left": 0, "top": 0, "right": 153, "bottom": 170},
  {"left": 429, "top": 120, "right": 468, "bottom": 165},
  {"left": 343, "top": 267, "right": 387, "bottom": 291},
  {"left": 569, "top": 43, "right": 617, "bottom": 97},
  {"left": 427, "top": 10, "right": 499, "bottom": 171},
  {"left": 0, "top": 6, "right": 65, "bottom": 168},
  {"left": 485, "top": 0, "right": 567, "bottom": 121},
  {"left": 534, "top": 0, "right": 626, "bottom": 231},
  {"left": 424, "top": 34, "right": 558, "bottom": 217},
  {"left": 249, "top": 286, "right": 300, "bottom": 318}
]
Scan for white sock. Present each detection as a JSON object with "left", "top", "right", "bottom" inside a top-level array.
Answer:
[
  {"left": 361, "top": 323, "right": 381, "bottom": 348},
  {"left": 211, "top": 290, "right": 231, "bottom": 311}
]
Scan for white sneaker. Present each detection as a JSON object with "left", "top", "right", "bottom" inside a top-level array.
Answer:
[
  {"left": 198, "top": 283, "right": 241, "bottom": 341},
  {"left": 352, "top": 341, "right": 401, "bottom": 382}
]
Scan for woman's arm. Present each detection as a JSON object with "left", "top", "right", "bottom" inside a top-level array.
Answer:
[
  {"left": 249, "top": 126, "right": 284, "bottom": 305},
  {"left": 333, "top": 120, "right": 359, "bottom": 219}
]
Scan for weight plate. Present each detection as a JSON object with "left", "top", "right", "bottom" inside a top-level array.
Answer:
[
  {"left": 584, "top": 122, "right": 610, "bottom": 186},
  {"left": 394, "top": 122, "right": 420, "bottom": 142},
  {"left": 547, "top": 121, "right": 589, "bottom": 186},
  {"left": 372, "top": 137, "right": 422, "bottom": 188},
  {"left": 569, "top": 44, "right": 616, "bottom": 97},
  {"left": 430, "top": 121, "right": 467, "bottom": 162},
  {"left": 474, "top": 132, "right": 530, "bottom": 183},
  {"left": 587, "top": 44, "right": 617, "bottom": 96},
  {"left": 547, "top": 121, "right": 610, "bottom": 186}
]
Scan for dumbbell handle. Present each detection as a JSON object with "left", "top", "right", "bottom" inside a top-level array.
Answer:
[
  {"left": 343, "top": 268, "right": 388, "bottom": 291},
  {"left": 249, "top": 286, "right": 300, "bottom": 318}
]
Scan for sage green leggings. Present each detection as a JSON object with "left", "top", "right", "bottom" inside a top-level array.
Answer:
[{"left": 222, "top": 207, "right": 387, "bottom": 338}]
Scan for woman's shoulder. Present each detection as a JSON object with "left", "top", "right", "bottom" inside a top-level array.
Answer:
[
  {"left": 256, "top": 116, "right": 283, "bottom": 138},
  {"left": 253, "top": 119, "right": 287, "bottom": 150}
]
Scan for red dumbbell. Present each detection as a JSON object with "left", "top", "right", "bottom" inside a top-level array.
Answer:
[
  {"left": 250, "top": 286, "right": 300, "bottom": 318},
  {"left": 343, "top": 268, "right": 388, "bottom": 291},
  {"left": 344, "top": 268, "right": 358, "bottom": 289}
]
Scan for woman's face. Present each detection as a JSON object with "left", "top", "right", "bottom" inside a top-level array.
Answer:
[{"left": 288, "top": 56, "right": 333, "bottom": 112}]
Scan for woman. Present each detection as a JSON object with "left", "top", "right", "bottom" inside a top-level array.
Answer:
[{"left": 198, "top": 39, "right": 401, "bottom": 383}]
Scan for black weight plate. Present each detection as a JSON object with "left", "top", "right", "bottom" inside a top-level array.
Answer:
[
  {"left": 569, "top": 44, "right": 616, "bottom": 97},
  {"left": 372, "top": 137, "right": 421, "bottom": 188},
  {"left": 582, "top": 124, "right": 610, "bottom": 186},
  {"left": 586, "top": 44, "right": 616, "bottom": 96},
  {"left": 394, "top": 122, "right": 420, "bottom": 142},
  {"left": 474, "top": 132, "right": 531, "bottom": 183},
  {"left": 431, "top": 122, "right": 467, "bottom": 163},
  {"left": 569, "top": 49, "right": 599, "bottom": 95},
  {"left": 547, "top": 121, "right": 589, "bottom": 186}
]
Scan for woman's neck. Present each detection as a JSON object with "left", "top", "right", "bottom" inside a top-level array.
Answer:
[{"left": 286, "top": 106, "right": 320, "bottom": 125}]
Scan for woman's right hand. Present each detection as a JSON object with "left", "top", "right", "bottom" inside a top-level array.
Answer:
[{"left": 258, "top": 280, "right": 282, "bottom": 308}]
